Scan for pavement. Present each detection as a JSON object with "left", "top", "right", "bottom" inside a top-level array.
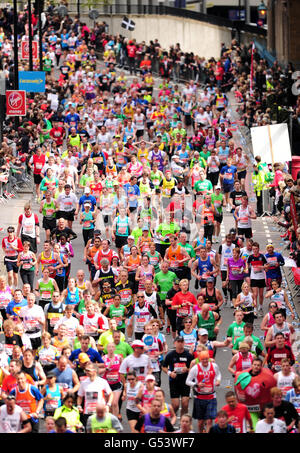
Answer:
[{"left": 1, "top": 65, "right": 299, "bottom": 433}]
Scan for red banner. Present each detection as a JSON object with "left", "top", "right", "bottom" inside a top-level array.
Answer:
[
  {"left": 21, "top": 41, "right": 38, "bottom": 60},
  {"left": 6, "top": 90, "right": 27, "bottom": 116},
  {"left": 290, "top": 192, "right": 298, "bottom": 233}
]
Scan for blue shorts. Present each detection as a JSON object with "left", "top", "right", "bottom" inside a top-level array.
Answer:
[
  {"left": 192, "top": 398, "right": 217, "bottom": 420},
  {"left": 223, "top": 182, "right": 234, "bottom": 193},
  {"left": 4, "top": 259, "right": 18, "bottom": 273}
]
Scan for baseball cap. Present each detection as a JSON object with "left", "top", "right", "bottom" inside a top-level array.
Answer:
[
  {"left": 128, "top": 235, "right": 135, "bottom": 240},
  {"left": 198, "top": 328, "right": 209, "bottom": 336},
  {"left": 206, "top": 277, "right": 214, "bottom": 283},
  {"left": 145, "top": 374, "right": 156, "bottom": 381},
  {"left": 78, "top": 353, "right": 90, "bottom": 363},
  {"left": 142, "top": 226, "right": 149, "bottom": 231},
  {"left": 84, "top": 201, "right": 91, "bottom": 206},
  {"left": 46, "top": 371, "right": 57, "bottom": 378},
  {"left": 84, "top": 186, "right": 91, "bottom": 193},
  {"left": 266, "top": 243, "right": 274, "bottom": 249},
  {"left": 215, "top": 186, "right": 221, "bottom": 190},
  {"left": 174, "top": 278, "right": 180, "bottom": 285},
  {"left": 174, "top": 336, "right": 184, "bottom": 342},
  {"left": 94, "top": 229, "right": 101, "bottom": 236},
  {"left": 229, "top": 228, "right": 236, "bottom": 234},
  {"left": 131, "top": 340, "right": 145, "bottom": 349}
]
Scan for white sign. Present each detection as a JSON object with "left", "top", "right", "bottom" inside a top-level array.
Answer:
[{"left": 250, "top": 123, "right": 292, "bottom": 165}]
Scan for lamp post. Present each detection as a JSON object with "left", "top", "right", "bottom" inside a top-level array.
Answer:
[
  {"left": 28, "top": 0, "right": 33, "bottom": 71},
  {"left": 257, "top": 0, "right": 267, "bottom": 26},
  {"left": 38, "top": 0, "right": 43, "bottom": 71}
]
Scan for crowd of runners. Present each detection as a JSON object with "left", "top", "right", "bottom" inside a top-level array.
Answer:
[{"left": 0, "top": 3, "right": 299, "bottom": 435}]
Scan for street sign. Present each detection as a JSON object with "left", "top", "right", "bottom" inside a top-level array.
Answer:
[
  {"left": 18, "top": 71, "right": 46, "bottom": 93},
  {"left": 21, "top": 41, "right": 38, "bottom": 60},
  {"left": 6, "top": 90, "right": 27, "bottom": 116}
]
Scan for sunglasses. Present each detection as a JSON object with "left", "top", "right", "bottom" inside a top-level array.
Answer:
[{"left": 127, "top": 378, "right": 135, "bottom": 381}]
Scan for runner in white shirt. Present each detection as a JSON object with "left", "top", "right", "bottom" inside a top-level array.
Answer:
[
  {"left": 19, "top": 293, "right": 45, "bottom": 351},
  {"left": 255, "top": 404, "right": 287, "bottom": 433},
  {"left": 119, "top": 341, "right": 152, "bottom": 384},
  {"left": 77, "top": 363, "right": 113, "bottom": 421},
  {"left": 0, "top": 398, "right": 31, "bottom": 433}
]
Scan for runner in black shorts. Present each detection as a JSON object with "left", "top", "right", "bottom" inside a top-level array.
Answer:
[{"left": 162, "top": 337, "right": 193, "bottom": 415}]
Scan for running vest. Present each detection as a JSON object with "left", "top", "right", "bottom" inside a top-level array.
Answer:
[
  {"left": 44, "top": 384, "right": 61, "bottom": 413},
  {"left": 15, "top": 385, "right": 37, "bottom": 415},
  {"left": 237, "top": 205, "right": 251, "bottom": 229},
  {"left": 134, "top": 302, "right": 152, "bottom": 333},
  {"left": 21, "top": 214, "right": 36, "bottom": 238},
  {"left": 277, "top": 371, "right": 296, "bottom": 397},
  {"left": 197, "top": 311, "right": 215, "bottom": 339},
  {"left": 40, "top": 251, "right": 57, "bottom": 273},
  {"left": 103, "top": 354, "right": 122, "bottom": 386},
  {"left": 204, "top": 288, "right": 219, "bottom": 312},
  {"left": 142, "top": 413, "right": 166, "bottom": 433},
  {"left": 90, "top": 414, "right": 116, "bottom": 433},
  {"left": 116, "top": 216, "right": 129, "bottom": 237},
  {"left": 197, "top": 256, "right": 213, "bottom": 281},
  {"left": 271, "top": 322, "right": 291, "bottom": 345},
  {"left": 38, "top": 279, "right": 55, "bottom": 301},
  {"left": 195, "top": 362, "right": 216, "bottom": 400},
  {"left": 235, "top": 352, "right": 254, "bottom": 372},
  {"left": 65, "top": 287, "right": 80, "bottom": 306},
  {"left": 162, "top": 178, "right": 175, "bottom": 198},
  {"left": 220, "top": 243, "right": 234, "bottom": 271},
  {"left": 165, "top": 245, "right": 184, "bottom": 269}
]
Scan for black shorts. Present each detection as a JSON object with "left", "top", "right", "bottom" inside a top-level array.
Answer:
[
  {"left": 169, "top": 379, "right": 191, "bottom": 399},
  {"left": 136, "top": 130, "right": 144, "bottom": 138},
  {"left": 110, "top": 382, "right": 123, "bottom": 392},
  {"left": 4, "top": 259, "right": 18, "bottom": 273},
  {"left": 28, "top": 336, "right": 42, "bottom": 350},
  {"left": 42, "top": 217, "right": 57, "bottom": 231},
  {"left": 214, "top": 213, "right": 223, "bottom": 224},
  {"left": 126, "top": 409, "right": 140, "bottom": 421},
  {"left": 237, "top": 170, "right": 247, "bottom": 180},
  {"left": 34, "top": 174, "right": 43, "bottom": 185},
  {"left": 129, "top": 206, "right": 137, "bottom": 213},
  {"left": 207, "top": 172, "right": 219, "bottom": 187},
  {"left": 58, "top": 210, "right": 75, "bottom": 221},
  {"left": 115, "top": 234, "right": 128, "bottom": 249},
  {"left": 237, "top": 227, "right": 252, "bottom": 239},
  {"left": 221, "top": 270, "right": 227, "bottom": 281},
  {"left": 250, "top": 278, "right": 266, "bottom": 288}
]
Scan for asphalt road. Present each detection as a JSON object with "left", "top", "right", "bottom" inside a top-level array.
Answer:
[{"left": 25, "top": 63, "right": 299, "bottom": 432}]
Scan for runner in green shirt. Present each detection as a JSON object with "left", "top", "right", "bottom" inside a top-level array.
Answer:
[
  {"left": 211, "top": 187, "right": 224, "bottom": 242},
  {"left": 154, "top": 261, "right": 177, "bottom": 303},
  {"left": 232, "top": 323, "right": 264, "bottom": 357},
  {"left": 155, "top": 219, "right": 180, "bottom": 257},
  {"left": 194, "top": 176, "right": 213, "bottom": 195},
  {"left": 226, "top": 310, "right": 246, "bottom": 345},
  {"left": 103, "top": 330, "right": 133, "bottom": 358}
]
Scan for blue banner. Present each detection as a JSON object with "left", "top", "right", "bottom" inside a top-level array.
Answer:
[{"left": 18, "top": 71, "right": 45, "bottom": 93}]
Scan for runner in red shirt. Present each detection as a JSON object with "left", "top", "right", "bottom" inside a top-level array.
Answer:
[
  {"left": 49, "top": 122, "right": 66, "bottom": 147},
  {"left": 221, "top": 391, "right": 254, "bottom": 433},
  {"left": 29, "top": 148, "right": 46, "bottom": 201},
  {"left": 171, "top": 279, "right": 197, "bottom": 334}
]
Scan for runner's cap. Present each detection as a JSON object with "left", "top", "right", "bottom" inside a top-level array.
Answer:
[
  {"left": 131, "top": 340, "right": 145, "bottom": 349},
  {"left": 145, "top": 374, "right": 156, "bottom": 381},
  {"left": 198, "top": 328, "right": 209, "bottom": 336}
]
